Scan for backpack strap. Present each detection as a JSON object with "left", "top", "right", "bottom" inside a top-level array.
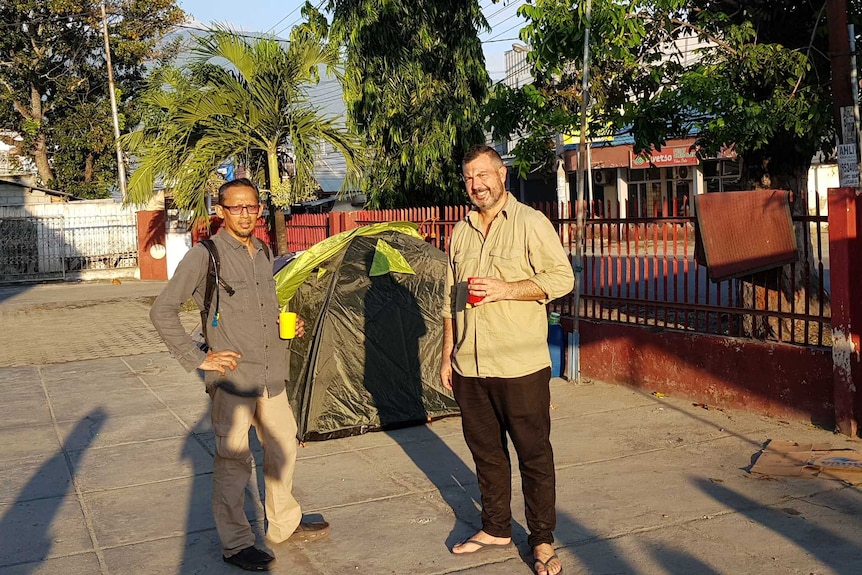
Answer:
[
  {"left": 199, "top": 237, "right": 268, "bottom": 347},
  {"left": 199, "top": 239, "right": 235, "bottom": 347},
  {"left": 257, "top": 237, "right": 272, "bottom": 261},
  {"left": 199, "top": 239, "right": 218, "bottom": 346}
]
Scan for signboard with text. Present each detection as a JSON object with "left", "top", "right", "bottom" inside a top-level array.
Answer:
[
  {"left": 630, "top": 145, "right": 698, "bottom": 168},
  {"left": 837, "top": 142, "right": 860, "bottom": 187}
]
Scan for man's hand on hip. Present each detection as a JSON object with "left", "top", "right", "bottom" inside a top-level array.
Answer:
[{"left": 200, "top": 350, "right": 241, "bottom": 375}]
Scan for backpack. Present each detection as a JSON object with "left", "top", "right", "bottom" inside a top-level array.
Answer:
[{"left": 199, "top": 238, "right": 271, "bottom": 347}]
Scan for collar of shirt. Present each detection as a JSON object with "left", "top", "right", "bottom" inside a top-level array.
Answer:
[
  {"left": 465, "top": 192, "right": 516, "bottom": 232},
  {"left": 217, "top": 230, "right": 262, "bottom": 255}
]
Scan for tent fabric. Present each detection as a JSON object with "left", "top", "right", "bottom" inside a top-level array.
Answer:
[
  {"left": 274, "top": 221, "right": 423, "bottom": 307},
  {"left": 370, "top": 239, "right": 415, "bottom": 276},
  {"left": 274, "top": 229, "right": 458, "bottom": 441}
]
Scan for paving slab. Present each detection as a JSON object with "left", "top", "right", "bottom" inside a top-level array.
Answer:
[
  {"left": 0, "top": 453, "right": 72, "bottom": 505},
  {"left": 83, "top": 475, "right": 217, "bottom": 549},
  {"left": 2, "top": 280, "right": 862, "bottom": 575},
  {"left": 0, "top": 424, "right": 60, "bottom": 462},
  {"left": 57, "top": 412, "right": 191, "bottom": 452},
  {"left": 0, "top": 553, "right": 102, "bottom": 575},
  {"left": 0, "top": 494, "right": 95, "bottom": 566},
  {"left": 68, "top": 436, "right": 213, "bottom": 493},
  {"left": 0, "top": 397, "right": 53, "bottom": 429}
]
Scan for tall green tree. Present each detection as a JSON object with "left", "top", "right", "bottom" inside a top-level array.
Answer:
[
  {"left": 123, "top": 18, "right": 365, "bottom": 253},
  {"left": 489, "top": 0, "right": 848, "bottom": 200},
  {"left": 327, "top": 0, "right": 490, "bottom": 208},
  {"left": 0, "top": 0, "right": 183, "bottom": 196},
  {"left": 488, "top": 0, "right": 852, "bottom": 337}
]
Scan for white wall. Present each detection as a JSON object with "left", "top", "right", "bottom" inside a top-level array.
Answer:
[{"left": 808, "top": 163, "right": 838, "bottom": 216}]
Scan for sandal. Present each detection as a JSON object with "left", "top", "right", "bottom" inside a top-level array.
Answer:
[{"left": 534, "top": 552, "right": 563, "bottom": 575}]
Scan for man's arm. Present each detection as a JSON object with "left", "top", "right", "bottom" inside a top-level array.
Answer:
[
  {"left": 467, "top": 277, "right": 546, "bottom": 305},
  {"left": 149, "top": 246, "right": 212, "bottom": 373},
  {"left": 441, "top": 317, "right": 455, "bottom": 390},
  {"left": 468, "top": 214, "right": 574, "bottom": 306},
  {"left": 521, "top": 213, "right": 575, "bottom": 301},
  {"left": 440, "top": 234, "right": 457, "bottom": 390}
]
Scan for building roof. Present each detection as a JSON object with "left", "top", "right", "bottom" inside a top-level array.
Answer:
[{"left": 0, "top": 178, "right": 78, "bottom": 199}]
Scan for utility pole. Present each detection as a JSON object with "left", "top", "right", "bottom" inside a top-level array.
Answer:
[
  {"left": 827, "top": 0, "right": 859, "bottom": 187},
  {"left": 568, "top": 0, "right": 592, "bottom": 384},
  {"left": 101, "top": 2, "right": 127, "bottom": 200}
]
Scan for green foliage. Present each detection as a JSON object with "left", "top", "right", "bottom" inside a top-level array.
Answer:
[
  {"left": 0, "top": 0, "right": 184, "bottom": 195},
  {"left": 488, "top": 0, "right": 852, "bottom": 189},
  {"left": 123, "top": 18, "right": 365, "bottom": 217},
  {"left": 328, "top": 0, "right": 490, "bottom": 208}
]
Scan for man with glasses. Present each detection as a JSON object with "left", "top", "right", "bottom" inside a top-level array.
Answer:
[{"left": 150, "top": 178, "right": 328, "bottom": 571}]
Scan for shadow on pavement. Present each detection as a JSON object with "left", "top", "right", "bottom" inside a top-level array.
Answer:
[
  {"left": 0, "top": 408, "right": 106, "bottom": 572},
  {"left": 180, "top": 412, "right": 225, "bottom": 574},
  {"left": 648, "top": 546, "right": 722, "bottom": 575},
  {"left": 695, "top": 477, "right": 862, "bottom": 575}
]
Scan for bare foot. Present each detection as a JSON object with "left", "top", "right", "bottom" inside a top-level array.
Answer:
[
  {"left": 451, "top": 530, "right": 512, "bottom": 554},
  {"left": 533, "top": 543, "right": 562, "bottom": 575}
]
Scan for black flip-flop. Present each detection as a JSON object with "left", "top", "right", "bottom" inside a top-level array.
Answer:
[
  {"left": 451, "top": 538, "right": 514, "bottom": 554},
  {"left": 534, "top": 552, "right": 563, "bottom": 575}
]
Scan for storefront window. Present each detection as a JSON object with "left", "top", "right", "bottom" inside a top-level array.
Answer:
[
  {"left": 703, "top": 159, "right": 742, "bottom": 192},
  {"left": 664, "top": 167, "right": 692, "bottom": 215}
]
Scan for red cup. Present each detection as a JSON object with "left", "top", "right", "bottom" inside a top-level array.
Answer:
[{"left": 467, "top": 277, "right": 482, "bottom": 306}]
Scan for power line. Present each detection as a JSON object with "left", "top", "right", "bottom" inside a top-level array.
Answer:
[
  {"left": 483, "top": 0, "right": 524, "bottom": 25},
  {"left": 482, "top": 37, "right": 520, "bottom": 44},
  {"left": 264, "top": 2, "right": 304, "bottom": 35},
  {"left": 484, "top": 19, "right": 525, "bottom": 42},
  {"left": 172, "top": 23, "right": 289, "bottom": 43},
  {"left": 273, "top": 0, "right": 326, "bottom": 39}
]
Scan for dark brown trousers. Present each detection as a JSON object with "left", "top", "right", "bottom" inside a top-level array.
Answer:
[{"left": 452, "top": 367, "right": 555, "bottom": 548}]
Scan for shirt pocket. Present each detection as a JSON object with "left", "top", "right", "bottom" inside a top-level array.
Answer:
[
  {"left": 220, "top": 279, "right": 250, "bottom": 314},
  {"left": 452, "top": 249, "right": 478, "bottom": 281},
  {"left": 488, "top": 246, "right": 526, "bottom": 281}
]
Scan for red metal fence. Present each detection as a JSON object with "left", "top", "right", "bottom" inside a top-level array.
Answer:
[
  {"left": 549, "top": 204, "right": 830, "bottom": 348},
  {"left": 280, "top": 196, "right": 831, "bottom": 348}
]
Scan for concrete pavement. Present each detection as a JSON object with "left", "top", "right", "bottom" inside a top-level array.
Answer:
[{"left": 1, "top": 280, "right": 862, "bottom": 574}]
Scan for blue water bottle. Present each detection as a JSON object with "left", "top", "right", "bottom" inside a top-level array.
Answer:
[{"left": 548, "top": 312, "right": 563, "bottom": 378}]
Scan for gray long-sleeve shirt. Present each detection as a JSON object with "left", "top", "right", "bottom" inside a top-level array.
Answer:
[{"left": 150, "top": 230, "right": 288, "bottom": 397}]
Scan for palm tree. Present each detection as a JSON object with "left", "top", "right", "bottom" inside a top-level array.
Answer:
[{"left": 124, "top": 24, "right": 364, "bottom": 253}]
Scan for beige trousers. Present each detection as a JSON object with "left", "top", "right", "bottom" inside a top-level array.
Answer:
[{"left": 211, "top": 387, "right": 302, "bottom": 556}]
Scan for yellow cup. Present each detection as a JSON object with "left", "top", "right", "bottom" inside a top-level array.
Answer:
[{"left": 279, "top": 311, "right": 297, "bottom": 339}]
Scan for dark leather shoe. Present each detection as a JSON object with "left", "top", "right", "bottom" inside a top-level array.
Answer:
[
  {"left": 223, "top": 546, "right": 274, "bottom": 571},
  {"left": 291, "top": 520, "right": 330, "bottom": 541}
]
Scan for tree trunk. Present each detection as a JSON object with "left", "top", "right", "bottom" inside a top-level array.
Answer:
[
  {"left": 84, "top": 153, "right": 94, "bottom": 183},
  {"left": 15, "top": 84, "right": 54, "bottom": 184},
  {"left": 266, "top": 149, "right": 288, "bottom": 255},
  {"left": 273, "top": 207, "right": 288, "bottom": 256},
  {"left": 32, "top": 133, "right": 53, "bottom": 185}
]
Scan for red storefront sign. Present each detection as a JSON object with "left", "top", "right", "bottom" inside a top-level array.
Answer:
[{"left": 630, "top": 145, "right": 698, "bottom": 168}]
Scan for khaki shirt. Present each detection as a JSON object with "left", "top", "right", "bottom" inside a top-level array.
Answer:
[
  {"left": 150, "top": 230, "right": 288, "bottom": 397},
  {"left": 442, "top": 193, "right": 574, "bottom": 378}
]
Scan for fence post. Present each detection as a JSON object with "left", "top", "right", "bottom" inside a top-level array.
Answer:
[
  {"left": 827, "top": 187, "right": 862, "bottom": 436},
  {"left": 136, "top": 209, "right": 168, "bottom": 280},
  {"left": 342, "top": 211, "right": 358, "bottom": 231},
  {"left": 328, "top": 212, "right": 342, "bottom": 236}
]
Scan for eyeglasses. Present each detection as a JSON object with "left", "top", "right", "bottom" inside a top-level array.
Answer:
[{"left": 220, "top": 204, "right": 261, "bottom": 215}]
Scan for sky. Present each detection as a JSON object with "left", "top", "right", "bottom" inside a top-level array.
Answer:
[{"left": 176, "top": 0, "right": 527, "bottom": 82}]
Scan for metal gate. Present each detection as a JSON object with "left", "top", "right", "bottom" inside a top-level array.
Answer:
[{"left": 0, "top": 213, "right": 138, "bottom": 283}]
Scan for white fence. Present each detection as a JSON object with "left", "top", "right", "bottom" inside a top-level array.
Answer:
[{"left": 0, "top": 201, "right": 139, "bottom": 282}]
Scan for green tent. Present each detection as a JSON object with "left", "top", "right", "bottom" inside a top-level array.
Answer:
[{"left": 275, "top": 223, "right": 459, "bottom": 440}]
